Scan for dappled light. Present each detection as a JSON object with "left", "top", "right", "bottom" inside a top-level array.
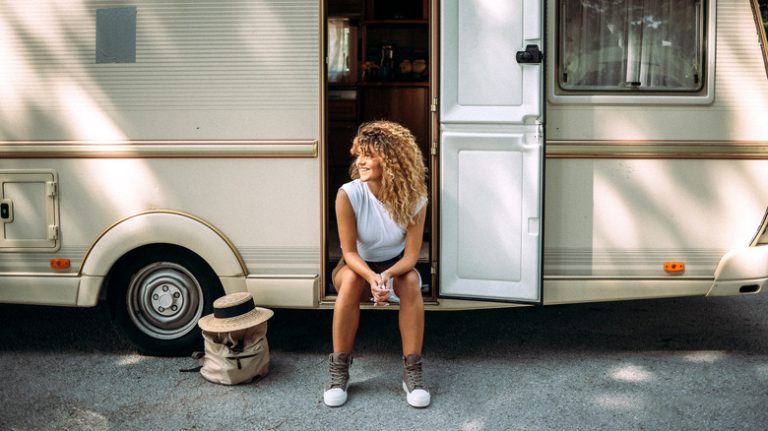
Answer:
[
  {"left": 715, "top": 1, "right": 768, "bottom": 139},
  {"left": 756, "top": 364, "right": 768, "bottom": 378},
  {"left": 114, "top": 353, "right": 147, "bottom": 366},
  {"left": 0, "top": 1, "right": 127, "bottom": 141},
  {"left": 576, "top": 157, "right": 768, "bottom": 277},
  {"left": 474, "top": 0, "right": 514, "bottom": 23},
  {"left": 460, "top": 418, "right": 486, "bottom": 431},
  {"left": 1, "top": 0, "right": 318, "bottom": 141},
  {"left": 609, "top": 364, "right": 653, "bottom": 382},
  {"left": 593, "top": 393, "right": 643, "bottom": 410},
  {"left": 680, "top": 350, "right": 727, "bottom": 364},
  {"left": 55, "top": 82, "right": 125, "bottom": 141},
  {"left": 78, "top": 160, "right": 166, "bottom": 215}
]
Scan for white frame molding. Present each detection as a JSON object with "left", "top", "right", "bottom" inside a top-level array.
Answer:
[{"left": 547, "top": 0, "right": 717, "bottom": 105}]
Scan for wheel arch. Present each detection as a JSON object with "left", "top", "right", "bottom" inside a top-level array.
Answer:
[{"left": 79, "top": 210, "right": 246, "bottom": 305}]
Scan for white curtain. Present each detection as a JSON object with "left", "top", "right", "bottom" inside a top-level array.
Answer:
[
  {"left": 328, "top": 18, "right": 353, "bottom": 83},
  {"left": 560, "top": 0, "right": 702, "bottom": 90}
]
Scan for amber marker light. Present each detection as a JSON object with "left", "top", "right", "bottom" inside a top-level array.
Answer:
[
  {"left": 663, "top": 261, "right": 685, "bottom": 273},
  {"left": 50, "top": 258, "right": 71, "bottom": 269}
]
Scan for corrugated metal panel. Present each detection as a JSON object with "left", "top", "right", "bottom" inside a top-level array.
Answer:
[
  {"left": 1, "top": 0, "right": 318, "bottom": 139},
  {"left": 712, "top": 0, "right": 768, "bottom": 107}
]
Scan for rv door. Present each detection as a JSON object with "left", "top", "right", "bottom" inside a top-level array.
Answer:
[{"left": 439, "top": 0, "right": 543, "bottom": 302}]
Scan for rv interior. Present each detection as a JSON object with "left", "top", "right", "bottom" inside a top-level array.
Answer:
[{"left": 324, "top": 0, "right": 434, "bottom": 300}]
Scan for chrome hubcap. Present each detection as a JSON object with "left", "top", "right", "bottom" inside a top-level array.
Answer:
[{"left": 127, "top": 262, "right": 203, "bottom": 340}]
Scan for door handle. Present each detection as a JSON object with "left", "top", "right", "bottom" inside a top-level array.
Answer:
[
  {"left": 0, "top": 199, "right": 12, "bottom": 222},
  {"left": 516, "top": 45, "right": 543, "bottom": 64}
]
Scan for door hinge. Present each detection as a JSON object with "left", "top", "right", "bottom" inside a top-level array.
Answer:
[
  {"left": 430, "top": 261, "right": 438, "bottom": 275},
  {"left": 46, "top": 181, "right": 58, "bottom": 197},
  {"left": 430, "top": 97, "right": 438, "bottom": 112},
  {"left": 431, "top": 141, "right": 438, "bottom": 156},
  {"left": 48, "top": 225, "right": 59, "bottom": 241}
]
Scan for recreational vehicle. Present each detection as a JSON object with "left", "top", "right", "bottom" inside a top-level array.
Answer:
[{"left": 2, "top": 0, "right": 768, "bottom": 354}]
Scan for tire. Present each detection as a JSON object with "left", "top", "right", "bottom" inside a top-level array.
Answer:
[{"left": 108, "top": 245, "right": 224, "bottom": 356}]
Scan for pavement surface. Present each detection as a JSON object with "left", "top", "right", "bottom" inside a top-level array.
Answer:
[{"left": 1, "top": 294, "right": 767, "bottom": 430}]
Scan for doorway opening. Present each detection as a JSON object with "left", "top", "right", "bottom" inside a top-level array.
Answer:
[{"left": 324, "top": 0, "right": 435, "bottom": 301}]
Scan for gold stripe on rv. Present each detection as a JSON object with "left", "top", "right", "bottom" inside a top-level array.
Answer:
[
  {"left": 0, "top": 140, "right": 318, "bottom": 159},
  {"left": 546, "top": 140, "right": 768, "bottom": 159}
]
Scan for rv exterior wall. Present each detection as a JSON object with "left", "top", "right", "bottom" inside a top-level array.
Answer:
[
  {"left": 544, "top": 0, "right": 768, "bottom": 290},
  {"left": 3, "top": 0, "right": 768, "bottom": 311},
  {"left": 0, "top": 0, "right": 321, "bottom": 307}
]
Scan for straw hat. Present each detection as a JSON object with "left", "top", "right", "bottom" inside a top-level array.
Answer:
[{"left": 198, "top": 292, "right": 273, "bottom": 333}]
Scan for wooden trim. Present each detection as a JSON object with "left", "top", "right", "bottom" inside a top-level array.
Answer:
[
  {"left": 0, "top": 140, "right": 318, "bottom": 159},
  {"left": 751, "top": 0, "right": 768, "bottom": 80},
  {"left": 751, "top": 206, "right": 768, "bottom": 246},
  {"left": 546, "top": 140, "right": 768, "bottom": 159}
]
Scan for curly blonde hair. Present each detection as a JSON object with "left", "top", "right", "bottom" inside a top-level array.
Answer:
[{"left": 349, "top": 120, "right": 428, "bottom": 227}]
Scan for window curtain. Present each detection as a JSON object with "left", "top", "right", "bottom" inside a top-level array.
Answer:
[
  {"left": 561, "top": 0, "right": 701, "bottom": 90},
  {"left": 328, "top": 18, "right": 352, "bottom": 83}
]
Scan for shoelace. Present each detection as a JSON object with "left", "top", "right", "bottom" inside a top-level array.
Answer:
[
  {"left": 404, "top": 360, "right": 425, "bottom": 389},
  {"left": 328, "top": 359, "right": 349, "bottom": 388}
]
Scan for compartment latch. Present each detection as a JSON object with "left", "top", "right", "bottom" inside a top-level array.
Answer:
[{"left": 516, "top": 44, "right": 543, "bottom": 64}]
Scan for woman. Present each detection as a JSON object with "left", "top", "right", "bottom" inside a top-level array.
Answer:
[{"left": 324, "top": 120, "right": 430, "bottom": 408}]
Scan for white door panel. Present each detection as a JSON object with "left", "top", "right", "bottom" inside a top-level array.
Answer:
[
  {"left": 441, "top": 0, "right": 542, "bottom": 123},
  {"left": 440, "top": 132, "right": 542, "bottom": 301},
  {"left": 439, "top": 0, "right": 543, "bottom": 302}
]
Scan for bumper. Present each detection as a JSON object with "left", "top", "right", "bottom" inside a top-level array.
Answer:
[{"left": 709, "top": 246, "right": 768, "bottom": 296}]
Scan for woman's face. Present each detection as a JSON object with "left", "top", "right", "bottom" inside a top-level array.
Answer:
[{"left": 356, "top": 151, "right": 383, "bottom": 183}]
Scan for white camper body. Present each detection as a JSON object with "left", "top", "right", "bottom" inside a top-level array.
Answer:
[{"left": 2, "top": 0, "right": 768, "bottom": 353}]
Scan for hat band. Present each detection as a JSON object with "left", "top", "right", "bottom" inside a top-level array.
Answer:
[{"left": 214, "top": 299, "right": 255, "bottom": 319}]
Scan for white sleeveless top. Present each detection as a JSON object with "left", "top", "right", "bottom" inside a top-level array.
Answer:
[{"left": 340, "top": 179, "right": 426, "bottom": 262}]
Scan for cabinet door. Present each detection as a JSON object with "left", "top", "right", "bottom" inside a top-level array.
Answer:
[
  {"left": 360, "top": 86, "right": 430, "bottom": 152},
  {"left": 0, "top": 171, "right": 59, "bottom": 250}
]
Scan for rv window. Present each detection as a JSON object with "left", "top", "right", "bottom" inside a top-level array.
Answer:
[{"left": 558, "top": 0, "right": 705, "bottom": 92}]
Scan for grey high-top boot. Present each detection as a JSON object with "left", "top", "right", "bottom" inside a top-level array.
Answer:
[
  {"left": 324, "top": 352, "right": 352, "bottom": 407},
  {"left": 402, "top": 353, "right": 430, "bottom": 408}
]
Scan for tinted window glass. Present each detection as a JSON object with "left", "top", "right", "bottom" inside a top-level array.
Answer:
[{"left": 559, "top": 0, "right": 705, "bottom": 92}]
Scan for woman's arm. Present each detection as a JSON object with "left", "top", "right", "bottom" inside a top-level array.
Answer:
[
  {"left": 382, "top": 205, "right": 427, "bottom": 282},
  {"left": 336, "top": 189, "right": 381, "bottom": 288}
]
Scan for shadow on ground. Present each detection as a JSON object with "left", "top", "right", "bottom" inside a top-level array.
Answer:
[{"left": 1, "top": 294, "right": 765, "bottom": 357}]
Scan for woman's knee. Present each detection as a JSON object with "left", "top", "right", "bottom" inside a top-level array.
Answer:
[
  {"left": 336, "top": 268, "right": 366, "bottom": 298},
  {"left": 395, "top": 270, "right": 421, "bottom": 298}
]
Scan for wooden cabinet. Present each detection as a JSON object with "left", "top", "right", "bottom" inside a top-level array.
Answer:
[
  {"left": 326, "top": 0, "right": 431, "bottom": 187},
  {"left": 365, "top": 0, "right": 427, "bottom": 20},
  {"left": 358, "top": 0, "right": 430, "bottom": 153},
  {"left": 359, "top": 83, "right": 429, "bottom": 153},
  {"left": 328, "top": 0, "right": 361, "bottom": 16}
]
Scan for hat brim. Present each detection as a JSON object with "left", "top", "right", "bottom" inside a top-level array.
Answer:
[{"left": 198, "top": 307, "right": 274, "bottom": 333}]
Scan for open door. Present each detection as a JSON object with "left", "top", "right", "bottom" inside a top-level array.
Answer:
[{"left": 439, "top": 0, "right": 543, "bottom": 302}]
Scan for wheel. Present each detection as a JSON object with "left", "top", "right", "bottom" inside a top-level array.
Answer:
[{"left": 108, "top": 245, "right": 224, "bottom": 356}]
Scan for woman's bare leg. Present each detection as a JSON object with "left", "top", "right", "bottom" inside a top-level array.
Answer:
[
  {"left": 332, "top": 266, "right": 367, "bottom": 353},
  {"left": 395, "top": 270, "right": 424, "bottom": 355}
]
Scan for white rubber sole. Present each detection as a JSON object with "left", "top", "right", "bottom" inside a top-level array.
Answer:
[
  {"left": 402, "top": 382, "right": 430, "bottom": 408},
  {"left": 323, "top": 387, "right": 348, "bottom": 407}
]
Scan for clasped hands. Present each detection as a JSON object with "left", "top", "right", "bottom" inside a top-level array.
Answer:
[{"left": 369, "top": 271, "right": 392, "bottom": 307}]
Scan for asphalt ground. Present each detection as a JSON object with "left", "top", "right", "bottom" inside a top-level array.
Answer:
[{"left": 1, "top": 294, "right": 767, "bottom": 430}]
